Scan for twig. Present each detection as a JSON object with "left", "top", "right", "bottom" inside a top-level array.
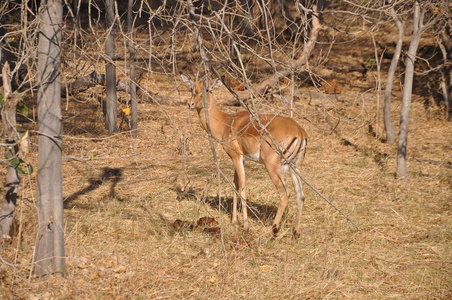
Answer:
[{"left": 0, "top": 254, "right": 17, "bottom": 268}]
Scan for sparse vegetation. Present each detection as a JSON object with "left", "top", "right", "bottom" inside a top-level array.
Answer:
[{"left": 1, "top": 0, "right": 451, "bottom": 298}]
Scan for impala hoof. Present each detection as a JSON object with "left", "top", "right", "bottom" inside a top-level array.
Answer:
[
  {"left": 272, "top": 224, "right": 279, "bottom": 235},
  {"left": 293, "top": 230, "right": 301, "bottom": 239}
]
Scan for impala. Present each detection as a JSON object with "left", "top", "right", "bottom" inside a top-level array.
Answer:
[{"left": 181, "top": 74, "right": 308, "bottom": 236}]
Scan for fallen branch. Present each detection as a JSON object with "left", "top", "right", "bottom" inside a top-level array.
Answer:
[
  {"left": 61, "top": 71, "right": 105, "bottom": 97},
  {"left": 414, "top": 158, "right": 452, "bottom": 168}
]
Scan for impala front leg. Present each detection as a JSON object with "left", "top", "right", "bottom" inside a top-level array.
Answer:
[
  {"left": 242, "top": 190, "right": 248, "bottom": 232},
  {"left": 232, "top": 156, "right": 248, "bottom": 231},
  {"left": 232, "top": 172, "right": 239, "bottom": 225}
]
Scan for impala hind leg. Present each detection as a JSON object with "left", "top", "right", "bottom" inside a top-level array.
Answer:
[
  {"left": 265, "top": 162, "right": 290, "bottom": 235},
  {"left": 291, "top": 170, "right": 304, "bottom": 237}
]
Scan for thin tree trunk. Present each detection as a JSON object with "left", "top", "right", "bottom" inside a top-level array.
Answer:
[
  {"left": 439, "top": 28, "right": 452, "bottom": 118},
  {"left": 0, "top": 63, "right": 20, "bottom": 242},
  {"left": 383, "top": 6, "right": 404, "bottom": 145},
  {"left": 127, "top": 0, "right": 137, "bottom": 136},
  {"left": 105, "top": 0, "right": 117, "bottom": 133},
  {"left": 34, "top": 0, "right": 65, "bottom": 276},
  {"left": 397, "top": 2, "right": 423, "bottom": 179}
]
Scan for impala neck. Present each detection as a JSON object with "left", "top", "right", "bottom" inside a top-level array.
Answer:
[{"left": 196, "top": 94, "right": 229, "bottom": 140}]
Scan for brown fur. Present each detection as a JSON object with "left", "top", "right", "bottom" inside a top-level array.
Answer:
[{"left": 182, "top": 74, "right": 308, "bottom": 235}]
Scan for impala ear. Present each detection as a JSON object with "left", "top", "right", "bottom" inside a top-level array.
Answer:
[
  {"left": 180, "top": 73, "right": 193, "bottom": 87},
  {"left": 210, "top": 78, "right": 223, "bottom": 91}
]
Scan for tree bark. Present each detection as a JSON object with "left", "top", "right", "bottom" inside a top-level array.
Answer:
[
  {"left": 0, "top": 63, "right": 20, "bottom": 243},
  {"left": 34, "top": 0, "right": 65, "bottom": 276},
  {"left": 439, "top": 27, "right": 452, "bottom": 118},
  {"left": 383, "top": 6, "right": 404, "bottom": 145},
  {"left": 397, "top": 2, "right": 423, "bottom": 179},
  {"left": 127, "top": 0, "right": 137, "bottom": 136},
  {"left": 105, "top": 0, "right": 117, "bottom": 133}
]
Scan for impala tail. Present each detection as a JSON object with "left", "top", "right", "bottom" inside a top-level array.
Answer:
[{"left": 280, "top": 136, "right": 307, "bottom": 174}]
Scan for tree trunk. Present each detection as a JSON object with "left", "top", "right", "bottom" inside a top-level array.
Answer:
[
  {"left": 127, "top": 0, "right": 137, "bottom": 136},
  {"left": 34, "top": 0, "right": 65, "bottom": 276},
  {"left": 0, "top": 63, "right": 20, "bottom": 242},
  {"left": 383, "top": 6, "right": 404, "bottom": 145},
  {"left": 397, "top": 2, "right": 423, "bottom": 179},
  {"left": 439, "top": 27, "right": 452, "bottom": 118},
  {"left": 105, "top": 0, "right": 117, "bottom": 133}
]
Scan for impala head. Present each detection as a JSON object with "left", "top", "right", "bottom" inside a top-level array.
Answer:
[{"left": 181, "top": 73, "right": 223, "bottom": 110}]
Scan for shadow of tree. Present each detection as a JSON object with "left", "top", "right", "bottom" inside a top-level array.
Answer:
[{"left": 64, "top": 167, "right": 123, "bottom": 209}]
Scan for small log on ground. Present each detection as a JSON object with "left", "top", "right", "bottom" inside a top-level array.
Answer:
[{"left": 61, "top": 71, "right": 105, "bottom": 97}]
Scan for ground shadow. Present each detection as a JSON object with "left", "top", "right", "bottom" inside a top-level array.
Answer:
[
  {"left": 175, "top": 187, "right": 278, "bottom": 225},
  {"left": 340, "top": 137, "right": 388, "bottom": 170},
  {"left": 64, "top": 167, "right": 123, "bottom": 209}
]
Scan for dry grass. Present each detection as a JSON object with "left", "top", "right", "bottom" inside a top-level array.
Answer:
[{"left": 1, "top": 28, "right": 452, "bottom": 300}]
